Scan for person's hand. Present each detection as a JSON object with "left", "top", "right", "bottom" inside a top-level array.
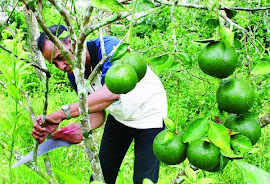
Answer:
[
  {"left": 52, "top": 123, "right": 83, "bottom": 144},
  {"left": 32, "top": 112, "right": 63, "bottom": 143}
]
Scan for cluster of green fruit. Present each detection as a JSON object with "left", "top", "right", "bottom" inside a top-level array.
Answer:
[
  {"left": 153, "top": 41, "right": 261, "bottom": 172},
  {"left": 105, "top": 52, "right": 147, "bottom": 94}
]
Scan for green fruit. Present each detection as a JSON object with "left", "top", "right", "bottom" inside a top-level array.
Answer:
[
  {"left": 198, "top": 41, "right": 238, "bottom": 79},
  {"left": 225, "top": 113, "right": 261, "bottom": 145},
  {"left": 105, "top": 63, "right": 138, "bottom": 94},
  {"left": 123, "top": 52, "right": 147, "bottom": 81},
  {"left": 187, "top": 139, "right": 220, "bottom": 171},
  {"left": 216, "top": 78, "right": 255, "bottom": 114},
  {"left": 153, "top": 130, "right": 187, "bottom": 165}
]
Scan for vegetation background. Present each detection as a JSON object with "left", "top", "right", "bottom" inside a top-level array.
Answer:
[{"left": 0, "top": 0, "right": 269, "bottom": 183}]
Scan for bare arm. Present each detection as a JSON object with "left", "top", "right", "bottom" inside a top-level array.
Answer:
[{"left": 47, "top": 84, "right": 119, "bottom": 122}]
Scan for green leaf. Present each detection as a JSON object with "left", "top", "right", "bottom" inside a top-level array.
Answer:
[
  {"left": 148, "top": 54, "right": 168, "bottom": 64},
  {"left": 0, "top": 117, "right": 12, "bottom": 132},
  {"left": 156, "top": 55, "right": 174, "bottom": 74},
  {"left": 6, "top": 85, "right": 19, "bottom": 100},
  {"left": 218, "top": 1, "right": 235, "bottom": 8},
  {"left": 178, "top": 52, "right": 193, "bottom": 68},
  {"left": 220, "top": 26, "right": 234, "bottom": 48},
  {"left": 220, "top": 149, "right": 243, "bottom": 158},
  {"left": 162, "top": 131, "right": 174, "bottom": 145},
  {"left": 89, "top": 0, "right": 125, "bottom": 13},
  {"left": 185, "top": 166, "right": 197, "bottom": 182},
  {"left": 135, "top": 0, "right": 155, "bottom": 12},
  {"left": 251, "top": 61, "right": 270, "bottom": 76},
  {"left": 3, "top": 39, "right": 16, "bottom": 53},
  {"left": 58, "top": 31, "right": 69, "bottom": 39},
  {"left": 164, "top": 118, "right": 176, "bottom": 132},
  {"left": 51, "top": 168, "right": 82, "bottom": 184},
  {"left": 142, "top": 178, "right": 154, "bottom": 184},
  {"left": 234, "top": 160, "right": 270, "bottom": 184},
  {"left": 231, "top": 135, "right": 252, "bottom": 154},
  {"left": 208, "top": 123, "right": 230, "bottom": 152},
  {"left": 1, "top": 29, "right": 14, "bottom": 39},
  {"left": 183, "top": 118, "right": 209, "bottom": 143},
  {"left": 112, "top": 43, "right": 129, "bottom": 61}
]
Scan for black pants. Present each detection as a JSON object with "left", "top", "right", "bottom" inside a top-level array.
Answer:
[{"left": 99, "top": 115, "right": 164, "bottom": 184}]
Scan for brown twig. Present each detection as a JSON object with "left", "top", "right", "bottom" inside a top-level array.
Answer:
[
  {"left": 155, "top": 1, "right": 270, "bottom": 11},
  {"left": 170, "top": 1, "right": 177, "bottom": 52},
  {"left": 5, "top": 0, "right": 19, "bottom": 24}
]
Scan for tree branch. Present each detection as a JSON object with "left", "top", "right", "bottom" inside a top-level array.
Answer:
[
  {"left": 21, "top": 0, "right": 74, "bottom": 68},
  {"left": 88, "top": 31, "right": 129, "bottom": 82},
  {"left": 170, "top": 0, "right": 177, "bottom": 52},
  {"left": 0, "top": 44, "right": 51, "bottom": 78},
  {"left": 48, "top": 0, "right": 77, "bottom": 50},
  {"left": 155, "top": 1, "right": 270, "bottom": 11},
  {"left": 5, "top": 0, "right": 19, "bottom": 24}
]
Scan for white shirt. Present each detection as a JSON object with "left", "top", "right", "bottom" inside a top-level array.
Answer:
[{"left": 88, "top": 66, "right": 168, "bottom": 129}]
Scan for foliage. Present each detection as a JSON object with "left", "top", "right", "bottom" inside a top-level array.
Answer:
[{"left": 0, "top": 0, "right": 269, "bottom": 183}]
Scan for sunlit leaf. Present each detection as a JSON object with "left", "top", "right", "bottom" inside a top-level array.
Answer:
[
  {"left": 156, "top": 55, "right": 174, "bottom": 74},
  {"left": 3, "top": 39, "right": 16, "bottom": 53},
  {"left": 148, "top": 54, "right": 168, "bottom": 64},
  {"left": 220, "top": 149, "right": 243, "bottom": 158},
  {"left": 164, "top": 118, "right": 176, "bottom": 132},
  {"left": 234, "top": 160, "right": 270, "bottom": 184},
  {"left": 162, "top": 131, "right": 174, "bottom": 145},
  {"left": 89, "top": 0, "right": 125, "bottom": 13},
  {"left": 112, "top": 43, "right": 129, "bottom": 61},
  {"left": 135, "top": 0, "right": 155, "bottom": 12},
  {"left": 185, "top": 166, "right": 197, "bottom": 182},
  {"left": 1, "top": 29, "right": 14, "bottom": 39},
  {"left": 178, "top": 52, "right": 193, "bottom": 67},
  {"left": 231, "top": 135, "right": 252, "bottom": 155},
  {"left": 6, "top": 85, "right": 19, "bottom": 100},
  {"left": 251, "top": 61, "right": 270, "bottom": 76},
  {"left": 183, "top": 118, "right": 208, "bottom": 143},
  {"left": 220, "top": 26, "right": 234, "bottom": 48},
  {"left": 208, "top": 123, "right": 230, "bottom": 152}
]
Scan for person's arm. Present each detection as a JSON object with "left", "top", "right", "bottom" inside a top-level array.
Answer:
[{"left": 53, "top": 84, "right": 119, "bottom": 121}]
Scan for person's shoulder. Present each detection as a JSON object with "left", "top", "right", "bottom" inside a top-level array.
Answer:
[{"left": 104, "top": 36, "right": 120, "bottom": 42}]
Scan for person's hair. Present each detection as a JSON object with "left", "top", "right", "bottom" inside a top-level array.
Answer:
[{"left": 38, "top": 25, "right": 70, "bottom": 52}]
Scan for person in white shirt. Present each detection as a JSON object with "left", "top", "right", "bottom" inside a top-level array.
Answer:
[{"left": 32, "top": 25, "right": 168, "bottom": 184}]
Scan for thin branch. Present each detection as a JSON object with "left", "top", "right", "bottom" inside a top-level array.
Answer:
[
  {"left": 170, "top": 1, "right": 177, "bottom": 52},
  {"left": 48, "top": 0, "right": 77, "bottom": 50},
  {"left": 244, "top": 35, "right": 252, "bottom": 76},
  {"left": 185, "top": 70, "right": 211, "bottom": 85},
  {"left": 99, "top": 28, "right": 107, "bottom": 58},
  {"left": 0, "top": 44, "right": 51, "bottom": 77},
  {"left": 219, "top": 12, "right": 260, "bottom": 53},
  {"left": 260, "top": 114, "right": 270, "bottom": 128},
  {"left": 155, "top": 1, "right": 270, "bottom": 11},
  {"left": 22, "top": 0, "right": 74, "bottom": 68},
  {"left": 5, "top": 0, "right": 19, "bottom": 24},
  {"left": 88, "top": 31, "right": 129, "bottom": 82},
  {"left": 138, "top": 38, "right": 173, "bottom": 53},
  {"left": 83, "top": 6, "right": 94, "bottom": 27}
]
